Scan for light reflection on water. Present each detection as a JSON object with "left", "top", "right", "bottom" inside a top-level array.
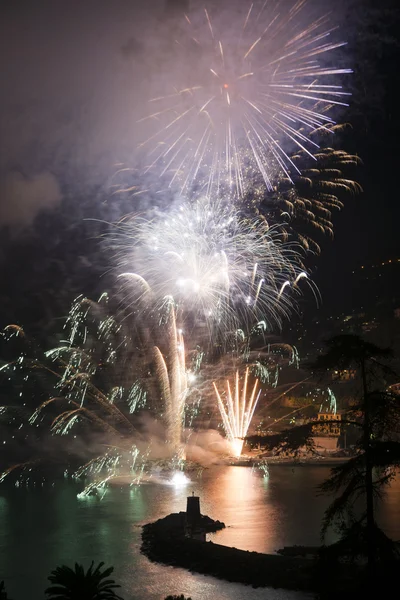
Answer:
[{"left": 0, "top": 465, "right": 399, "bottom": 600}]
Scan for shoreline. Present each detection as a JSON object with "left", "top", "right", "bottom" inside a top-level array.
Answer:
[
  {"left": 265, "top": 457, "right": 349, "bottom": 467},
  {"left": 223, "top": 456, "right": 350, "bottom": 467}
]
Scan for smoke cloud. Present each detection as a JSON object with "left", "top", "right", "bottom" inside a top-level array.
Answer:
[
  {"left": 134, "top": 414, "right": 232, "bottom": 466},
  {"left": 0, "top": 171, "right": 62, "bottom": 229}
]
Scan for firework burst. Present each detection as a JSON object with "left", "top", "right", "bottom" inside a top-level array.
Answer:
[
  {"left": 245, "top": 130, "right": 362, "bottom": 253},
  {"left": 138, "top": 0, "right": 351, "bottom": 198},
  {"left": 114, "top": 198, "right": 312, "bottom": 335},
  {"left": 112, "top": 131, "right": 360, "bottom": 258},
  {"left": 213, "top": 368, "right": 261, "bottom": 457}
]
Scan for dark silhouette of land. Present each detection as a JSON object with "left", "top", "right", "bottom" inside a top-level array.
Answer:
[
  {"left": 141, "top": 510, "right": 399, "bottom": 594},
  {"left": 141, "top": 511, "right": 315, "bottom": 591}
]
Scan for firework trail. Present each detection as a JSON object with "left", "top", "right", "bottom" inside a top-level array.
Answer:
[
  {"left": 0, "top": 297, "right": 332, "bottom": 489},
  {"left": 213, "top": 368, "right": 261, "bottom": 456},
  {"left": 192, "top": 330, "right": 301, "bottom": 430},
  {"left": 154, "top": 304, "right": 188, "bottom": 454},
  {"left": 138, "top": 0, "right": 351, "bottom": 199},
  {"left": 0, "top": 295, "right": 194, "bottom": 493},
  {"left": 115, "top": 197, "right": 312, "bottom": 335}
]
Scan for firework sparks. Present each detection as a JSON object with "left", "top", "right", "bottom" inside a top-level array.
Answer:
[
  {"left": 247, "top": 137, "right": 362, "bottom": 253},
  {"left": 0, "top": 0, "right": 359, "bottom": 502},
  {"left": 115, "top": 198, "right": 311, "bottom": 333},
  {"left": 138, "top": 0, "right": 351, "bottom": 198},
  {"left": 213, "top": 368, "right": 261, "bottom": 457},
  {"left": 0, "top": 295, "right": 192, "bottom": 494},
  {"left": 154, "top": 304, "right": 189, "bottom": 454},
  {"left": 113, "top": 135, "right": 360, "bottom": 257}
]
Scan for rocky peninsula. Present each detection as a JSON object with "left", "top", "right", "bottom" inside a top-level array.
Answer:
[{"left": 141, "top": 497, "right": 315, "bottom": 592}]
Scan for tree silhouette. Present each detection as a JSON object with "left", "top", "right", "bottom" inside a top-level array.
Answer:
[
  {"left": 45, "top": 562, "right": 123, "bottom": 600},
  {"left": 312, "top": 335, "right": 399, "bottom": 567},
  {"left": 248, "top": 335, "right": 400, "bottom": 574}
]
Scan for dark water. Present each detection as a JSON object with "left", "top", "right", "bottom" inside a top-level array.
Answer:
[{"left": 1, "top": 465, "right": 399, "bottom": 600}]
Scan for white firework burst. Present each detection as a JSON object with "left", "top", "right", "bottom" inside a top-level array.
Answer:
[
  {"left": 114, "top": 197, "right": 311, "bottom": 332},
  {"left": 138, "top": 0, "right": 351, "bottom": 198}
]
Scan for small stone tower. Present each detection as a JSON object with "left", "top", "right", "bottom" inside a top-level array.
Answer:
[{"left": 186, "top": 492, "right": 201, "bottom": 529}]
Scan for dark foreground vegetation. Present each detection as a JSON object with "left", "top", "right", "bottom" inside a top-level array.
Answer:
[
  {"left": 1, "top": 562, "right": 124, "bottom": 600},
  {"left": 1, "top": 564, "right": 191, "bottom": 600}
]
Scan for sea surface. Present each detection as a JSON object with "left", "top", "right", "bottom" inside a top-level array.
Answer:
[{"left": 1, "top": 465, "right": 399, "bottom": 600}]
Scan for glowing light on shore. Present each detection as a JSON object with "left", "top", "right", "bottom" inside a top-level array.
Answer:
[{"left": 169, "top": 471, "right": 190, "bottom": 487}]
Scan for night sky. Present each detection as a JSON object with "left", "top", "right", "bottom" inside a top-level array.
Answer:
[{"left": 0, "top": 0, "right": 399, "bottom": 340}]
